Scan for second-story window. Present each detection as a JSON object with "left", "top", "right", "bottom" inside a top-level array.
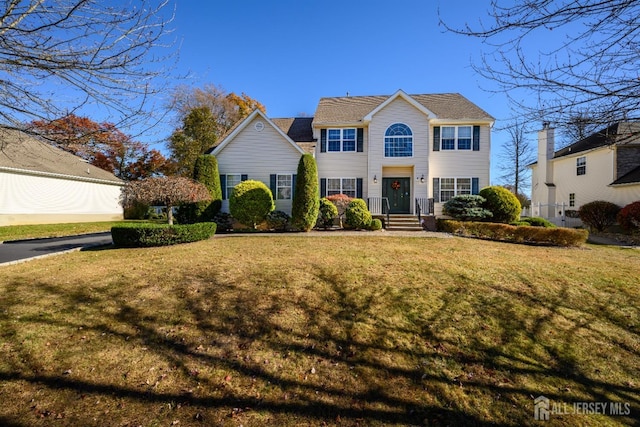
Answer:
[
  {"left": 384, "top": 123, "right": 413, "bottom": 157},
  {"left": 328, "top": 128, "right": 356, "bottom": 152},
  {"left": 576, "top": 156, "right": 586, "bottom": 175}
]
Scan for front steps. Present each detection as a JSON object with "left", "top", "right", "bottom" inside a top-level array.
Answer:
[{"left": 384, "top": 214, "right": 424, "bottom": 231}]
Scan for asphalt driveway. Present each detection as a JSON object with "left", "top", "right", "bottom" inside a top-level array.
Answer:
[{"left": 0, "top": 232, "right": 113, "bottom": 266}]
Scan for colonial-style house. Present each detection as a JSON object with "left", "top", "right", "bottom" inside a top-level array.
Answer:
[
  {"left": 531, "top": 122, "right": 640, "bottom": 220},
  {"left": 0, "top": 128, "right": 124, "bottom": 226},
  {"left": 209, "top": 90, "right": 494, "bottom": 225}
]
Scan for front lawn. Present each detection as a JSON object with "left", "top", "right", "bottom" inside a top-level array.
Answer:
[{"left": 0, "top": 236, "right": 638, "bottom": 425}]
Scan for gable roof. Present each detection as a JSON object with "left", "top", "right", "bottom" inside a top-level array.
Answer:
[
  {"left": 0, "top": 128, "right": 123, "bottom": 185},
  {"left": 271, "top": 117, "right": 315, "bottom": 154},
  {"left": 313, "top": 92, "right": 494, "bottom": 126},
  {"left": 554, "top": 121, "right": 640, "bottom": 159},
  {"left": 210, "top": 109, "right": 306, "bottom": 156}
]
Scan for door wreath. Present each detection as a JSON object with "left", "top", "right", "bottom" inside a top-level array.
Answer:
[{"left": 391, "top": 180, "right": 401, "bottom": 190}]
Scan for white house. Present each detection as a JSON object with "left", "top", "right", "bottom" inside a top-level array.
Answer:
[
  {"left": 531, "top": 122, "right": 640, "bottom": 220},
  {"left": 209, "top": 90, "right": 494, "bottom": 222},
  {"left": 0, "top": 128, "right": 124, "bottom": 226}
]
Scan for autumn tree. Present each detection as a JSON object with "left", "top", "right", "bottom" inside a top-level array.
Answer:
[
  {"left": 123, "top": 177, "right": 211, "bottom": 225},
  {"left": 0, "top": 0, "right": 174, "bottom": 129},
  {"left": 167, "top": 85, "right": 265, "bottom": 176},
  {"left": 30, "top": 114, "right": 169, "bottom": 180},
  {"left": 441, "top": 1, "right": 640, "bottom": 129}
]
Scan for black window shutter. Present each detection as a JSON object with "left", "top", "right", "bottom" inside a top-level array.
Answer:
[
  {"left": 241, "top": 174, "right": 248, "bottom": 181},
  {"left": 357, "top": 128, "right": 364, "bottom": 152},
  {"left": 270, "top": 174, "right": 277, "bottom": 198},
  {"left": 472, "top": 177, "right": 479, "bottom": 195},
  {"left": 433, "top": 126, "right": 440, "bottom": 151},
  {"left": 433, "top": 178, "right": 440, "bottom": 203},
  {"left": 220, "top": 174, "right": 227, "bottom": 200},
  {"left": 291, "top": 174, "right": 296, "bottom": 198},
  {"left": 320, "top": 129, "right": 327, "bottom": 153},
  {"left": 320, "top": 178, "right": 327, "bottom": 197},
  {"left": 356, "top": 178, "right": 363, "bottom": 199},
  {"left": 473, "top": 126, "right": 480, "bottom": 151}
]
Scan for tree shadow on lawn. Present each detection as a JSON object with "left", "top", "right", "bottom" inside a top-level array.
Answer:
[{"left": 0, "top": 263, "right": 639, "bottom": 426}]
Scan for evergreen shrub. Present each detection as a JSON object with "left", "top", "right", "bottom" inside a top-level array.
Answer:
[
  {"left": 345, "top": 198, "right": 372, "bottom": 230},
  {"left": 111, "top": 222, "right": 217, "bottom": 247}
]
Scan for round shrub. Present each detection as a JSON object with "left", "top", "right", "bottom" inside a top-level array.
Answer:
[
  {"left": 442, "top": 194, "right": 493, "bottom": 221},
  {"left": 369, "top": 218, "right": 383, "bottom": 231},
  {"left": 229, "top": 180, "right": 275, "bottom": 229},
  {"left": 318, "top": 197, "right": 338, "bottom": 229},
  {"left": 617, "top": 201, "right": 640, "bottom": 231},
  {"left": 519, "top": 217, "right": 556, "bottom": 228},
  {"left": 266, "top": 210, "right": 290, "bottom": 231},
  {"left": 478, "top": 186, "right": 522, "bottom": 223},
  {"left": 345, "top": 198, "right": 372, "bottom": 230},
  {"left": 578, "top": 200, "right": 620, "bottom": 231}
]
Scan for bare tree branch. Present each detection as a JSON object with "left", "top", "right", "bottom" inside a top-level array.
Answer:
[
  {"left": 0, "top": 0, "right": 176, "bottom": 131},
  {"left": 440, "top": 0, "right": 640, "bottom": 130}
]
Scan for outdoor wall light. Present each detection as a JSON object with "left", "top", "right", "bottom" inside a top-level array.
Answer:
[
  {"left": 373, "top": 175, "right": 378, "bottom": 183},
  {"left": 419, "top": 174, "right": 424, "bottom": 183}
]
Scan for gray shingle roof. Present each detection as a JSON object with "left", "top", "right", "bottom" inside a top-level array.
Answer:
[
  {"left": 554, "top": 122, "right": 640, "bottom": 158},
  {"left": 611, "top": 165, "right": 640, "bottom": 185},
  {"left": 0, "top": 128, "right": 123, "bottom": 184},
  {"left": 313, "top": 93, "right": 494, "bottom": 125}
]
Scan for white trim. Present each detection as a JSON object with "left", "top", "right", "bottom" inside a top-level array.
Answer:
[
  {"left": 275, "top": 173, "right": 293, "bottom": 200},
  {"left": 363, "top": 89, "right": 435, "bottom": 122},
  {"left": 0, "top": 166, "right": 123, "bottom": 186},
  {"left": 212, "top": 109, "right": 306, "bottom": 156},
  {"left": 439, "top": 125, "right": 473, "bottom": 151}
]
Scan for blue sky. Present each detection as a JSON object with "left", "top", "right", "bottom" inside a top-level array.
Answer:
[{"left": 149, "top": 0, "right": 538, "bottom": 185}]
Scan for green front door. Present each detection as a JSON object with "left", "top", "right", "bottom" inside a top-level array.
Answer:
[{"left": 382, "top": 177, "right": 411, "bottom": 214}]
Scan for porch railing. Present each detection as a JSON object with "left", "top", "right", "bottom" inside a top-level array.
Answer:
[
  {"left": 415, "top": 197, "right": 434, "bottom": 223},
  {"left": 367, "top": 197, "right": 390, "bottom": 227}
]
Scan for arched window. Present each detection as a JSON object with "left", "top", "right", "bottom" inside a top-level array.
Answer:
[{"left": 384, "top": 123, "right": 413, "bottom": 157}]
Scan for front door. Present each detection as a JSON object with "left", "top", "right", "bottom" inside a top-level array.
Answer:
[{"left": 382, "top": 177, "right": 411, "bottom": 214}]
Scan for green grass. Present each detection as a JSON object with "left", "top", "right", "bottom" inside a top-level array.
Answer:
[
  {"left": 0, "top": 220, "right": 155, "bottom": 242},
  {"left": 0, "top": 235, "right": 638, "bottom": 426}
]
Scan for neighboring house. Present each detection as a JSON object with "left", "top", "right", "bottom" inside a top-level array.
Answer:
[
  {"left": 0, "top": 128, "right": 124, "bottom": 226},
  {"left": 530, "top": 122, "right": 640, "bottom": 220},
  {"left": 209, "top": 90, "right": 494, "bottom": 217}
]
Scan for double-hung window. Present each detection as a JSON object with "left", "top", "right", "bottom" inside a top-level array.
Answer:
[
  {"left": 439, "top": 177, "right": 473, "bottom": 202},
  {"left": 576, "top": 156, "right": 586, "bottom": 175},
  {"left": 441, "top": 126, "right": 472, "bottom": 150},
  {"left": 384, "top": 123, "right": 413, "bottom": 157},
  {"left": 276, "top": 174, "right": 292, "bottom": 200},
  {"left": 225, "top": 174, "right": 242, "bottom": 200},
  {"left": 327, "top": 178, "right": 356, "bottom": 198},
  {"left": 327, "top": 128, "right": 356, "bottom": 152}
]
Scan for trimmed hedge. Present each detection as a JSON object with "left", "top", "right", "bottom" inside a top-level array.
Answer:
[
  {"left": 438, "top": 219, "right": 588, "bottom": 247},
  {"left": 369, "top": 218, "right": 383, "bottom": 231},
  {"left": 516, "top": 217, "right": 556, "bottom": 228},
  {"left": 578, "top": 200, "right": 620, "bottom": 231},
  {"left": 111, "top": 222, "right": 217, "bottom": 248},
  {"left": 479, "top": 186, "right": 522, "bottom": 223},
  {"left": 345, "top": 198, "right": 372, "bottom": 230}
]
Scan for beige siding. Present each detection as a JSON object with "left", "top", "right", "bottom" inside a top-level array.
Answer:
[
  {"left": 0, "top": 171, "right": 123, "bottom": 226},
  {"left": 216, "top": 115, "right": 303, "bottom": 214},
  {"left": 315, "top": 127, "right": 368, "bottom": 198},
  {"left": 428, "top": 125, "right": 491, "bottom": 215},
  {"left": 549, "top": 149, "right": 640, "bottom": 209},
  {"left": 368, "top": 98, "right": 431, "bottom": 209}
]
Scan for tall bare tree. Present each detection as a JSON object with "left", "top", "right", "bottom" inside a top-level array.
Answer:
[
  {"left": 0, "top": 0, "right": 175, "bottom": 130},
  {"left": 440, "top": 1, "right": 640, "bottom": 129},
  {"left": 498, "top": 120, "right": 534, "bottom": 197}
]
